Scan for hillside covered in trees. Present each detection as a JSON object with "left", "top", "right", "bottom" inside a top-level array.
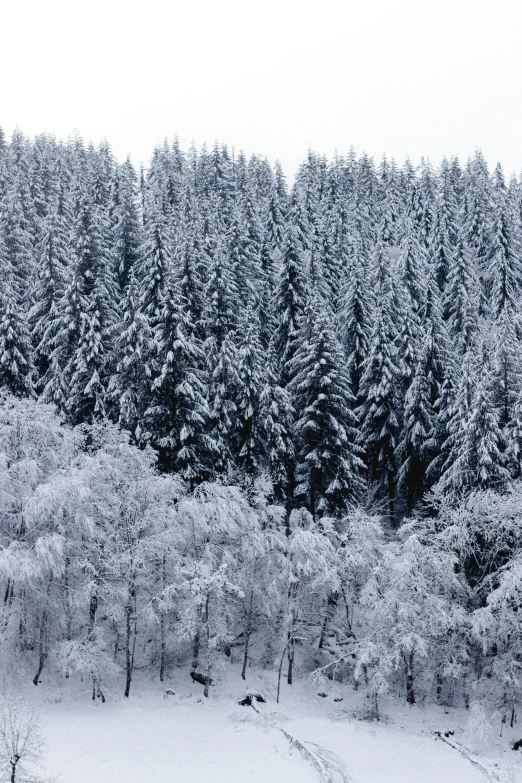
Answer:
[{"left": 1, "top": 128, "right": 522, "bottom": 722}]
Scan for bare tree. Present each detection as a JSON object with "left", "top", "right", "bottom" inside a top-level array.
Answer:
[{"left": 0, "top": 698, "right": 51, "bottom": 783}]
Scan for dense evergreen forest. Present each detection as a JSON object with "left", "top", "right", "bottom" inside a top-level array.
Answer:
[{"left": 1, "top": 127, "right": 522, "bottom": 719}]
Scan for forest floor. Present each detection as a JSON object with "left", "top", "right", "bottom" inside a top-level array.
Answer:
[{"left": 19, "top": 665, "right": 522, "bottom": 783}]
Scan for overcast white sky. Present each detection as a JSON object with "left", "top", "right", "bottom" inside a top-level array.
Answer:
[{"left": 2, "top": 0, "right": 522, "bottom": 178}]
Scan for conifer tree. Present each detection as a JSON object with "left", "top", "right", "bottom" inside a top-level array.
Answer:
[
  {"left": 112, "top": 157, "right": 141, "bottom": 290},
  {"left": 398, "top": 220, "right": 428, "bottom": 315},
  {"left": 273, "top": 225, "right": 308, "bottom": 386},
  {"left": 444, "top": 236, "right": 480, "bottom": 353},
  {"left": 429, "top": 200, "right": 454, "bottom": 294},
  {"left": 108, "top": 266, "right": 153, "bottom": 439},
  {"left": 29, "top": 202, "right": 68, "bottom": 389},
  {"left": 396, "top": 273, "right": 448, "bottom": 511},
  {"left": 290, "top": 300, "right": 364, "bottom": 518},
  {"left": 437, "top": 348, "right": 508, "bottom": 495},
  {"left": 67, "top": 275, "right": 112, "bottom": 423},
  {"left": 338, "top": 236, "right": 373, "bottom": 405},
  {"left": 264, "top": 162, "right": 288, "bottom": 257},
  {"left": 488, "top": 199, "right": 521, "bottom": 320},
  {"left": 235, "top": 301, "right": 264, "bottom": 475},
  {"left": 203, "top": 243, "right": 240, "bottom": 472},
  {"left": 358, "top": 290, "right": 400, "bottom": 524},
  {"left": 259, "top": 355, "right": 295, "bottom": 508},
  {"left": 0, "top": 271, "right": 34, "bottom": 397},
  {"left": 145, "top": 273, "right": 215, "bottom": 483},
  {"left": 1, "top": 177, "right": 35, "bottom": 300},
  {"left": 396, "top": 349, "right": 434, "bottom": 512},
  {"left": 138, "top": 199, "right": 172, "bottom": 322},
  {"left": 491, "top": 309, "right": 522, "bottom": 430}
]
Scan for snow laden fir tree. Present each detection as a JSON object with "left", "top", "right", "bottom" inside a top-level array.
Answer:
[{"left": 2, "top": 128, "right": 522, "bottom": 723}]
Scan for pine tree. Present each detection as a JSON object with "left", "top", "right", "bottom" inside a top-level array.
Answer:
[
  {"left": 227, "top": 202, "right": 257, "bottom": 305},
  {"left": 29, "top": 203, "right": 68, "bottom": 389},
  {"left": 259, "top": 356, "right": 295, "bottom": 508},
  {"left": 491, "top": 309, "right": 522, "bottom": 430},
  {"left": 235, "top": 301, "right": 264, "bottom": 475},
  {"left": 203, "top": 243, "right": 240, "bottom": 472},
  {"left": 463, "top": 375, "right": 509, "bottom": 492},
  {"left": 358, "top": 291, "right": 400, "bottom": 524},
  {"left": 488, "top": 199, "right": 521, "bottom": 320},
  {"left": 397, "top": 269, "right": 449, "bottom": 511},
  {"left": 396, "top": 345, "right": 435, "bottom": 512},
  {"left": 272, "top": 225, "right": 308, "bottom": 386},
  {"left": 67, "top": 278, "right": 110, "bottom": 423},
  {"left": 145, "top": 273, "right": 215, "bottom": 483},
  {"left": 112, "top": 156, "right": 142, "bottom": 290},
  {"left": 444, "top": 236, "right": 480, "bottom": 353},
  {"left": 429, "top": 200, "right": 454, "bottom": 294},
  {"left": 438, "top": 348, "right": 508, "bottom": 495},
  {"left": 138, "top": 198, "right": 172, "bottom": 321},
  {"left": 398, "top": 220, "right": 428, "bottom": 315},
  {"left": 338, "top": 237, "right": 373, "bottom": 405},
  {"left": 291, "top": 299, "right": 365, "bottom": 519},
  {"left": 108, "top": 266, "right": 153, "bottom": 439},
  {"left": 1, "top": 176, "right": 36, "bottom": 301},
  {"left": 0, "top": 249, "right": 34, "bottom": 397},
  {"left": 67, "top": 219, "right": 118, "bottom": 424}
]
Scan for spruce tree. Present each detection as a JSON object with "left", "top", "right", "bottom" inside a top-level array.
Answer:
[
  {"left": 272, "top": 225, "right": 308, "bottom": 386},
  {"left": 491, "top": 309, "right": 522, "bottom": 430},
  {"left": 290, "top": 299, "right": 364, "bottom": 518},
  {"left": 108, "top": 266, "right": 153, "bottom": 439},
  {"left": 138, "top": 198, "right": 172, "bottom": 322},
  {"left": 145, "top": 273, "right": 215, "bottom": 483},
  {"left": 358, "top": 290, "right": 401, "bottom": 524},
  {"left": 444, "top": 236, "right": 480, "bottom": 353},
  {"left": 203, "top": 243, "right": 240, "bottom": 472},
  {"left": 0, "top": 272, "right": 34, "bottom": 397},
  {"left": 235, "top": 301, "right": 264, "bottom": 475},
  {"left": 488, "top": 199, "right": 521, "bottom": 320},
  {"left": 338, "top": 236, "right": 373, "bottom": 405},
  {"left": 395, "top": 276, "right": 449, "bottom": 513},
  {"left": 259, "top": 355, "right": 295, "bottom": 509},
  {"left": 29, "top": 203, "right": 68, "bottom": 390},
  {"left": 112, "top": 156, "right": 142, "bottom": 290}
]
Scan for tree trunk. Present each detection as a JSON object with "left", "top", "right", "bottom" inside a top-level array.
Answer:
[
  {"left": 203, "top": 596, "right": 211, "bottom": 698},
  {"left": 241, "top": 589, "right": 254, "bottom": 680},
  {"left": 192, "top": 629, "right": 200, "bottom": 673},
  {"left": 10, "top": 755, "right": 19, "bottom": 783},
  {"left": 287, "top": 636, "right": 295, "bottom": 685},
  {"left": 388, "top": 470, "right": 396, "bottom": 528},
  {"left": 277, "top": 635, "right": 292, "bottom": 704},
  {"left": 33, "top": 605, "right": 48, "bottom": 686},
  {"left": 159, "top": 611, "right": 166, "bottom": 683},
  {"left": 124, "top": 582, "right": 135, "bottom": 698},
  {"left": 318, "top": 593, "right": 337, "bottom": 649},
  {"left": 436, "top": 668, "right": 443, "bottom": 704},
  {"left": 89, "top": 577, "right": 100, "bottom": 701},
  {"left": 318, "top": 614, "right": 328, "bottom": 650},
  {"left": 405, "top": 652, "right": 415, "bottom": 705},
  {"left": 1, "top": 579, "right": 14, "bottom": 633},
  {"left": 159, "top": 552, "right": 167, "bottom": 682}
]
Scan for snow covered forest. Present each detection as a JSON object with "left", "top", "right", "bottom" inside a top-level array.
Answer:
[{"left": 2, "top": 126, "right": 522, "bottom": 722}]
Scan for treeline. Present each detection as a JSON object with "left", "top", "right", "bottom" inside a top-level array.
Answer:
[{"left": 1, "top": 129, "right": 521, "bottom": 520}]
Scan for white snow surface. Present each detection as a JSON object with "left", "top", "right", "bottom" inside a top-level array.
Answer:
[{"left": 19, "top": 666, "right": 522, "bottom": 783}]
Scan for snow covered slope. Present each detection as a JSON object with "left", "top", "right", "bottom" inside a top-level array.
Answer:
[{"left": 31, "top": 669, "right": 521, "bottom": 783}]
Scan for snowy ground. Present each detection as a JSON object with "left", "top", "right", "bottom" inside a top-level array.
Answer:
[{"left": 18, "top": 666, "right": 522, "bottom": 783}]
